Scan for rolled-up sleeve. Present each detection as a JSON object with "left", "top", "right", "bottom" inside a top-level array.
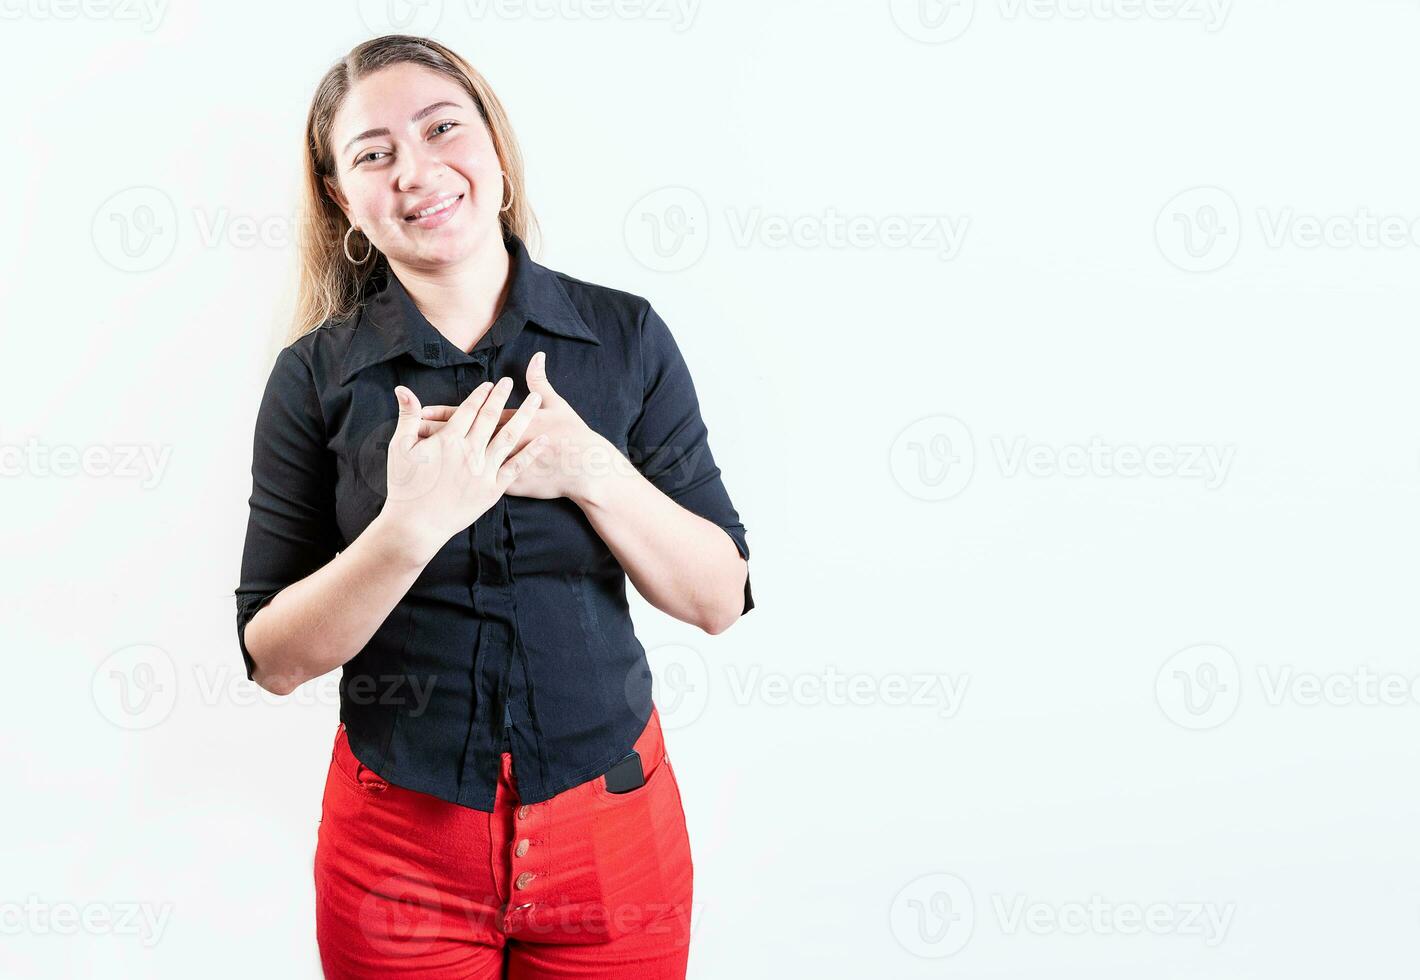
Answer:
[
  {"left": 625, "top": 303, "right": 754, "bottom": 616},
  {"left": 234, "top": 346, "right": 344, "bottom": 681}
]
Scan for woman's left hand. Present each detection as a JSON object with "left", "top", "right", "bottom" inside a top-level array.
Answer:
[{"left": 416, "top": 351, "right": 614, "bottom": 502}]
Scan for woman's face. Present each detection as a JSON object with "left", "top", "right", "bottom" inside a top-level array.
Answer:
[{"left": 325, "top": 63, "right": 504, "bottom": 270}]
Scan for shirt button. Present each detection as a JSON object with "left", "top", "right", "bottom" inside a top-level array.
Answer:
[
  {"left": 515, "top": 871, "right": 536, "bottom": 890},
  {"left": 517, "top": 804, "right": 531, "bottom": 820},
  {"left": 514, "top": 838, "right": 530, "bottom": 857}
]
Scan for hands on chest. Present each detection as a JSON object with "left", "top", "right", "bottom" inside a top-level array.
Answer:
[{"left": 380, "top": 351, "right": 618, "bottom": 562}]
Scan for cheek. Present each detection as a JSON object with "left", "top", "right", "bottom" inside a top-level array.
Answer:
[{"left": 347, "top": 187, "right": 397, "bottom": 236}]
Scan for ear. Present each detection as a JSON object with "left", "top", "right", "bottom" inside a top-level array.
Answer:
[{"left": 323, "top": 176, "right": 351, "bottom": 218}]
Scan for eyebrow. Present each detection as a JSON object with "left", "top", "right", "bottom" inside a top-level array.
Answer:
[{"left": 342, "top": 101, "right": 464, "bottom": 155}]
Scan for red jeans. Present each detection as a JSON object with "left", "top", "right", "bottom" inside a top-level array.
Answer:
[{"left": 314, "top": 705, "right": 694, "bottom": 978}]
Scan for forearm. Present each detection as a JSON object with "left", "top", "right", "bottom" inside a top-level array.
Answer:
[
  {"left": 572, "top": 437, "right": 748, "bottom": 634},
  {"left": 244, "top": 511, "right": 432, "bottom": 695}
]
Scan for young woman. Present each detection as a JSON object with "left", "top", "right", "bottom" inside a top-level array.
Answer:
[{"left": 234, "top": 34, "right": 754, "bottom": 979}]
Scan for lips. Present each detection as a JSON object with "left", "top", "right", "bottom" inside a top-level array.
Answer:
[{"left": 404, "top": 193, "right": 464, "bottom": 222}]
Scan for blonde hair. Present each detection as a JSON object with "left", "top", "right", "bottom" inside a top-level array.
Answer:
[{"left": 289, "top": 34, "right": 540, "bottom": 344}]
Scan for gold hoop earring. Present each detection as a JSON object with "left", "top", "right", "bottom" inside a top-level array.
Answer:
[
  {"left": 499, "top": 171, "right": 515, "bottom": 214},
  {"left": 344, "top": 225, "right": 373, "bottom": 264}
]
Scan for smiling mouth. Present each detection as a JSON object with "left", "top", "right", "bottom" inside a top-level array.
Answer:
[{"left": 405, "top": 193, "right": 464, "bottom": 221}]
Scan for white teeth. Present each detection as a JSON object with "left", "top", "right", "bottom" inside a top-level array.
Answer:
[{"left": 410, "top": 195, "right": 459, "bottom": 219}]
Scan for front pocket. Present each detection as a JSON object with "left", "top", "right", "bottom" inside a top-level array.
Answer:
[
  {"left": 592, "top": 748, "right": 667, "bottom": 803},
  {"left": 332, "top": 731, "right": 390, "bottom": 794}
]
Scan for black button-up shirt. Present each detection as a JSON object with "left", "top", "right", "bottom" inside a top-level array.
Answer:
[{"left": 234, "top": 232, "right": 753, "bottom": 810}]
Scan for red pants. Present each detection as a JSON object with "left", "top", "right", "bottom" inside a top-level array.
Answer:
[{"left": 313, "top": 705, "right": 694, "bottom": 978}]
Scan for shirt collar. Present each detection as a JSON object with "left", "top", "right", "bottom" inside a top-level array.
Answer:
[{"left": 338, "top": 233, "right": 599, "bottom": 385}]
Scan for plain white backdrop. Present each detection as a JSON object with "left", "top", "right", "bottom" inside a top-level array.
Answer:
[{"left": 4, "top": 0, "right": 1419, "bottom": 975}]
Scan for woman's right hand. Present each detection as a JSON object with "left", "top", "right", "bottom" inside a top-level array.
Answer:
[{"left": 378, "top": 377, "right": 548, "bottom": 564}]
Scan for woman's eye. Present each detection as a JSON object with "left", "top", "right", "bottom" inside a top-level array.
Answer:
[
  {"left": 356, "top": 150, "right": 387, "bottom": 165},
  {"left": 432, "top": 121, "right": 457, "bottom": 137}
]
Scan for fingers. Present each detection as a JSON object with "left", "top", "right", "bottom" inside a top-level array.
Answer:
[
  {"left": 465, "top": 377, "right": 517, "bottom": 454},
  {"left": 420, "top": 407, "right": 520, "bottom": 439},
  {"left": 486, "top": 391, "right": 542, "bottom": 468},
  {"left": 497, "top": 434, "right": 551, "bottom": 493},
  {"left": 442, "top": 380, "right": 496, "bottom": 441},
  {"left": 525, "top": 350, "right": 562, "bottom": 407},
  {"left": 391, "top": 386, "right": 423, "bottom": 456}
]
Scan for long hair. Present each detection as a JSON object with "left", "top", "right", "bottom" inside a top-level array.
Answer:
[{"left": 289, "top": 35, "right": 540, "bottom": 344}]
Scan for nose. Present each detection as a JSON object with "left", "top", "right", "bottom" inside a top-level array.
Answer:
[{"left": 394, "top": 142, "right": 443, "bottom": 196}]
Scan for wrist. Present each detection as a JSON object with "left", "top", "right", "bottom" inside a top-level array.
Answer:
[
  {"left": 367, "top": 509, "right": 438, "bottom": 572},
  {"left": 570, "top": 433, "right": 631, "bottom": 510}
]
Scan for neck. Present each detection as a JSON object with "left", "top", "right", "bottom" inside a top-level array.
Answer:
[{"left": 387, "top": 229, "right": 512, "bottom": 355}]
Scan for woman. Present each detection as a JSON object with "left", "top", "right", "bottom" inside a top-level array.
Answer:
[{"left": 234, "top": 34, "right": 754, "bottom": 978}]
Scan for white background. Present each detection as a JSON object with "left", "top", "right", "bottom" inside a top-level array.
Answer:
[{"left": 3, "top": 0, "right": 1419, "bottom": 976}]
